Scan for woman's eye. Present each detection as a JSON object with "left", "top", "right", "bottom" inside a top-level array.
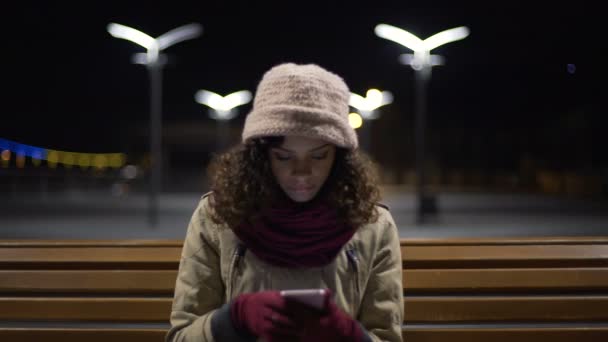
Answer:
[
  {"left": 274, "top": 153, "right": 291, "bottom": 161},
  {"left": 311, "top": 153, "right": 327, "bottom": 160}
]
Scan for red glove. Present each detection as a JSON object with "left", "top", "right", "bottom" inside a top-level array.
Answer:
[
  {"left": 230, "top": 290, "right": 302, "bottom": 341},
  {"left": 287, "top": 289, "right": 365, "bottom": 342}
]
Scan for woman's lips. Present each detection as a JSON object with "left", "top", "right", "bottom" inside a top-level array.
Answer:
[{"left": 290, "top": 186, "right": 314, "bottom": 192}]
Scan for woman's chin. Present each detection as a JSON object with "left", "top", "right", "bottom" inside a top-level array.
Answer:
[{"left": 286, "top": 188, "right": 317, "bottom": 203}]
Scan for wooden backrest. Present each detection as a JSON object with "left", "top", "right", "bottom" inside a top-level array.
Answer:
[
  {"left": 2, "top": 237, "right": 608, "bottom": 342},
  {"left": 0, "top": 240, "right": 181, "bottom": 328}
]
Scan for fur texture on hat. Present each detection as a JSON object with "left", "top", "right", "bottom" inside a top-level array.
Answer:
[{"left": 241, "top": 63, "right": 358, "bottom": 150}]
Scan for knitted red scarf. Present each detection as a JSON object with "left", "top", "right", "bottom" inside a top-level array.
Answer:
[{"left": 232, "top": 198, "right": 355, "bottom": 268}]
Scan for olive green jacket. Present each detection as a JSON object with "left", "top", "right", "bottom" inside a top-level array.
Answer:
[{"left": 166, "top": 194, "right": 403, "bottom": 342}]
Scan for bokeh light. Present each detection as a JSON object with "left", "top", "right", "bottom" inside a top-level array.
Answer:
[
  {"left": 47, "top": 151, "right": 59, "bottom": 169},
  {"left": 78, "top": 154, "right": 91, "bottom": 169},
  {"left": 1, "top": 150, "right": 9, "bottom": 168},
  {"left": 567, "top": 64, "right": 576, "bottom": 74},
  {"left": 62, "top": 152, "right": 75, "bottom": 169},
  {"left": 16, "top": 154, "right": 25, "bottom": 168},
  {"left": 121, "top": 165, "right": 138, "bottom": 179},
  {"left": 93, "top": 155, "right": 108, "bottom": 170},
  {"left": 349, "top": 113, "right": 363, "bottom": 129},
  {"left": 0, "top": 138, "right": 126, "bottom": 170},
  {"left": 1, "top": 150, "right": 10, "bottom": 162}
]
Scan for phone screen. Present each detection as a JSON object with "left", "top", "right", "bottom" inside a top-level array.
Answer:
[{"left": 280, "top": 288, "right": 326, "bottom": 310}]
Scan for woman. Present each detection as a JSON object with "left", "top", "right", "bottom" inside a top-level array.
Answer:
[{"left": 166, "top": 63, "right": 403, "bottom": 342}]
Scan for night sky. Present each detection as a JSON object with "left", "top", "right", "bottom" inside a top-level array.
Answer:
[{"left": 1, "top": 1, "right": 605, "bottom": 171}]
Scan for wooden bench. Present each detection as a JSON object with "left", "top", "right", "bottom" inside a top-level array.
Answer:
[
  {"left": 1, "top": 237, "right": 607, "bottom": 341},
  {"left": 0, "top": 240, "right": 181, "bottom": 342},
  {"left": 401, "top": 236, "right": 608, "bottom": 341}
]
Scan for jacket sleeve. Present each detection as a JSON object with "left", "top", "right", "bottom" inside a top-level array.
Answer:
[
  {"left": 165, "top": 197, "right": 226, "bottom": 342},
  {"left": 358, "top": 210, "right": 404, "bottom": 342}
]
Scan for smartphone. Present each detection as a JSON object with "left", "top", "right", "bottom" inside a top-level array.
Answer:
[{"left": 280, "top": 288, "right": 327, "bottom": 310}]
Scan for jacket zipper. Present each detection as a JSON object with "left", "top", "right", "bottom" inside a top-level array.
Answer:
[
  {"left": 346, "top": 248, "right": 361, "bottom": 299},
  {"left": 228, "top": 243, "right": 246, "bottom": 300}
]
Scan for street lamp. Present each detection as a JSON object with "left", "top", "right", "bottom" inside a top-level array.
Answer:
[
  {"left": 107, "top": 22, "right": 203, "bottom": 227},
  {"left": 375, "top": 23, "right": 469, "bottom": 224},
  {"left": 194, "top": 89, "right": 252, "bottom": 151},
  {"left": 349, "top": 89, "right": 393, "bottom": 152}
]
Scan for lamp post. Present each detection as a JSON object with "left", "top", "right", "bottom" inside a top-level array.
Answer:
[
  {"left": 375, "top": 23, "right": 469, "bottom": 224},
  {"left": 107, "top": 22, "right": 202, "bottom": 227},
  {"left": 194, "top": 90, "right": 252, "bottom": 151},
  {"left": 349, "top": 89, "right": 393, "bottom": 152}
]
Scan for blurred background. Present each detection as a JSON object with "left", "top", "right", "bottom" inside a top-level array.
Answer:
[{"left": 1, "top": 1, "right": 606, "bottom": 239}]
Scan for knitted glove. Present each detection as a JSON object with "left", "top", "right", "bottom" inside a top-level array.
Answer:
[
  {"left": 287, "top": 289, "right": 365, "bottom": 342},
  {"left": 230, "top": 290, "right": 302, "bottom": 341}
]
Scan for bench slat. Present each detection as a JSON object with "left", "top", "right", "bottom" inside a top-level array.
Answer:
[
  {"left": 402, "top": 327, "right": 608, "bottom": 342},
  {"left": 0, "top": 270, "right": 177, "bottom": 294},
  {"left": 1, "top": 327, "right": 607, "bottom": 342},
  {"left": 0, "top": 240, "right": 183, "bottom": 247},
  {"left": 0, "top": 328, "right": 166, "bottom": 342},
  {"left": 401, "top": 236, "right": 608, "bottom": 245},
  {"left": 5, "top": 295, "right": 607, "bottom": 323},
  {"left": 405, "top": 295, "right": 608, "bottom": 322},
  {"left": 403, "top": 268, "right": 608, "bottom": 292},
  {"left": 0, "top": 298, "right": 171, "bottom": 321},
  {"left": 0, "top": 247, "right": 181, "bottom": 269},
  {"left": 402, "top": 245, "right": 608, "bottom": 268}
]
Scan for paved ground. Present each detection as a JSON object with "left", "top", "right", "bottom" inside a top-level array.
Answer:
[{"left": 1, "top": 186, "right": 607, "bottom": 239}]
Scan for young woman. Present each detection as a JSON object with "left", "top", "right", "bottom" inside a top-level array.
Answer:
[{"left": 166, "top": 63, "right": 403, "bottom": 342}]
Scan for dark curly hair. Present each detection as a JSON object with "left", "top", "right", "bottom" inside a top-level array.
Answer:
[{"left": 206, "top": 137, "right": 380, "bottom": 229}]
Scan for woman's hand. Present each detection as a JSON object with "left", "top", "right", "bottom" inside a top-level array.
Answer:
[
  {"left": 287, "top": 289, "right": 365, "bottom": 342},
  {"left": 230, "top": 290, "right": 302, "bottom": 341}
]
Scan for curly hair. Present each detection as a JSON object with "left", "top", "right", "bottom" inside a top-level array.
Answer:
[{"left": 206, "top": 137, "right": 380, "bottom": 229}]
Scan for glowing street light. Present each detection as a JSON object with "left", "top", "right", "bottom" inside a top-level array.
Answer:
[
  {"left": 108, "top": 22, "right": 202, "bottom": 227},
  {"left": 195, "top": 90, "right": 252, "bottom": 120},
  {"left": 375, "top": 24, "right": 469, "bottom": 70},
  {"left": 107, "top": 23, "right": 203, "bottom": 65},
  {"left": 349, "top": 89, "right": 393, "bottom": 151},
  {"left": 194, "top": 89, "right": 252, "bottom": 151},
  {"left": 350, "top": 89, "right": 393, "bottom": 120},
  {"left": 375, "top": 23, "right": 469, "bottom": 224}
]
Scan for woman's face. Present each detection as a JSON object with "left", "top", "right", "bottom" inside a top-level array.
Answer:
[{"left": 269, "top": 136, "right": 336, "bottom": 203}]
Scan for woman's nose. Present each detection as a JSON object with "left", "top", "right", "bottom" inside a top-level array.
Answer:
[{"left": 292, "top": 159, "right": 312, "bottom": 175}]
